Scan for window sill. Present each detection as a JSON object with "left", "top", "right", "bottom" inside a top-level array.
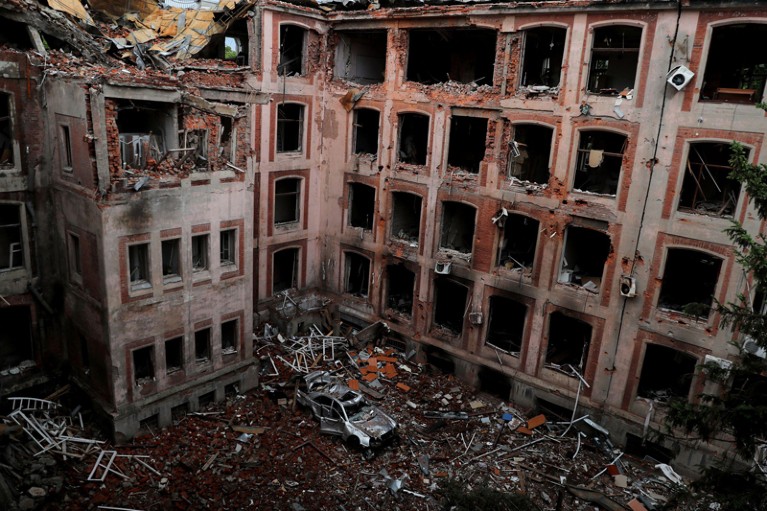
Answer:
[
  {"left": 163, "top": 275, "right": 182, "bottom": 285},
  {"left": 274, "top": 221, "right": 301, "bottom": 232},
  {"left": 222, "top": 348, "right": 238, "bottom": 356},
  {"left": 130, "top": 281, "right": 153, "bottom": 295}
]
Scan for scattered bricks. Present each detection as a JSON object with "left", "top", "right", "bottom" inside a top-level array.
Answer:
[
  {"left": 526, "top": 414, "right": 546, "bottom": 429},
  {"left": 363, "top": 373, "right": 378, "bottom": 382},
  {"left": 383, "top": 364, "right": 398, "bottom": 378},
  {"left": 607, "top": 464, "right": 620, "bottom": 476},
  {"left": 516, "top": 426, "right": 534, "bottom": 436},
  {"left": 629, "top": 499, "right": 649, "bottom": 511},
  {"left": 396, "top": 383, "right": 411, "bottom": 392},
  {"left": 347, "top": 379, "right": 360, "bottom": 390}
]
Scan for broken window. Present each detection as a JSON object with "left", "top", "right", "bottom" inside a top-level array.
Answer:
[
  {"left": 273, "top": 247, "right": 298, "bottom": 294},
  {"left": 344, "top": 252, "right": 370, "bottom": 297},
  {"left": 220, "top": 229, "right": 236, "bottom": 266},
  {"left": 700, "top": 24, "right": 767, "bottom": 103},
  {"left": 0, "top": 204, "right": 22, "bottom": 271},
  {"left": 165, "top": 337, "right": 183, "bottom": 374},
  {"left": 68, "top": 233, "right": 81, "bottom": 278},
  {"left": 587, "top": 26, "right": 642, "bottom": 94},
  {"left": 192, "top": 234, "right": 209, "bottom": 272},
  {"left": 274, "top": 178, "right": 301, "bottom": 225},
  {"left": 386, "top": 264, "right": 415, "bottom": 316},
  {"left": 447, "top": 116, "right": 488, "bottom": 173},
  {"left": 276, "top": 103, "right": 304, "bottom": 153},
  {"left": 279, "top": 25, "right": 306, "bottom": 76},
  {"left": 439, "top": 202, "right": 476, "bottom": 255},
  {"left": 521, "top": 27, "right": 567, "bottom": 88},
  {"left": 117, "top": 100, "right": 174, "bottom": 170},
  {"left": 497, "top": 213, "right": 539, "bottom": 271},
  {"left": 546, "top": 311, "right": 592, "bottom": 373},
  {"left": 195, "top": 328, "right": 211, "bottom": 362},
  {"left": 486, "top": 296, "right": 527, "bottom": 354},
  {"left": 162, "top": 239, "right": 180, "bottom": 283},
  {"left": 398, "top": 113, "right": 429, "bottom": 165},
  {"left": 0, "top": 306, "right": 32, "bottom": 369},
  {"left": 353, "top": 108, "right": 380, "bottom": 156},
  {"left": 573, "top": 130, "right": 626, "bottom": 195},
  {"left": 128, "top": 243, "right": 150, "bottom": 290},
  {"left": 219, "top": 117, "right": 235, "bottom": 162},
  {"left": 348, "top": 183, "right": 375, "bottom": 230},
  {"left": 0, "top": 18, "right": 33, "bottom": 50},
  {"left": 391, "top": 192, "right": 422, "bottom": 245},
  {"left": 658, "top": 248, "right": 722, "bottom": 318},
  {"left": 637, "top": 344, "right": 697, "bottom": 401},
  {"left": 182, "top": 129, "right": 208, "bottom": 168},
  {"left": 433, "top": 278, "right": 468, "bottom": 335},
  {"left": 559, "top": 226, "right": 611, "bottom": 293},
  {"left": 60, "top": 125, "right": 73, "bottom": 171},
  {"left": 335, "top": 30, "right": 387, "bottom": 84},
  {"left": 507, "top": 124, "right": 552, "bottom": 184},
  {"left": 133, "top": 346, "right": 154, "bottom": 385},
  {"left": 221, "top": 319, "right": 238, "bottom": 354},
  {"left": 198, "top": 20, "right": 249, "bottom": 64},
  {"left": 678, "top": 142, "right": 743, "bottom": 217},
  {"left": 407, "top": 28, "right": 496, "bottom": 86},
  {"left": 0, "top": 93, "right": 13, "bottom": 167}
]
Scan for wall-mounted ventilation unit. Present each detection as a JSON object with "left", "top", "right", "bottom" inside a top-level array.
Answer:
[
  {"left": 667, "top": 65, "right": 695, "bottom": 91},
  {"left": 742, "top": 336, "right": 767, "bottom": 359},
  {"left": 620, "top": 276, "right": 637, "bottom": 297},
  {"left": 469, "top": 312, "right": 483, "bottom": 325},
  {"left": 435, "top": 262, "right": 452, "bottom": 275}
]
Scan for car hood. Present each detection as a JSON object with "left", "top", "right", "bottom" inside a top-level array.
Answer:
[{"left": 349, "top": 406, "right": 397, "bottom": 438}]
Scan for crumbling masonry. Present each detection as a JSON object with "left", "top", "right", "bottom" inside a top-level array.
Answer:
[{"left": 0, "top": 0, "right": 766, "bottom": 473}]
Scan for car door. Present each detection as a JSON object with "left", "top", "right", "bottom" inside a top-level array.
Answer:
[{"left": 319, "top": 399, "right": 347, "bottom": 436}]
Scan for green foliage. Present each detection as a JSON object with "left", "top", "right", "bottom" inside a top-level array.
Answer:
[
  {"left": 438, "top": 478, "right": 540, "bottom": 511},
  {"left": 224, "top": 45, "right": 238, "bottom": 60}
]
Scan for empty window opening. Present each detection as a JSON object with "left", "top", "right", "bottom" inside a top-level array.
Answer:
[
  {"left": 497, "top": 214, "right": 539, "bottom": 271},
  {"left": 198, "top": 390, "right": 215, "bottom": 408},
  {"left": 139, "top": 414, "right": 159, "bottom": 434},
  {"left": 386, "top": 264, "right": 415, "bottom": 316},
  {"left": 546, "top": 311, "right": 592, "bottom": 373},
  {"left": 161, "top": 239, "right": 180, "bottom": 283},
  {"left": 440, "top": 202, "right": 476, "bottom": 255},
  {"left": 69, "top": 233, "right": 82, "bottom": 277},
  {"left": 198, "top": 20, "right": 248, "bottom": 64},
  {"left": 391, "top": 192, "right": 422, "bottom": 245},
  {"left": 424, "top": 346, "right": 456, "bottom": 375},
  {"left": 447, "top": 116, "right": 488, "bottom": 173},
  {"left": 274, "top": 178, "right": 301, "bottom": 225},
  {"left": 195, "top": 328, "right": 211, "bottom": 362},
  {"left": 700, "top": 24, "right": 767, "bottom": 103},
  {"left": 221, "top": 319, "right": 238, "bottom": 354},
  {"left": 658, "top": 248, "right": 722, "bottom": 318},
  {"left": 587, "top": 25, "right": 642, "bottom": 94},
  {"left": 0, "top": 204, "right": 23, "bottom": 271},
  {"left": 486, "top": 296, "right": 527, "bottom": 354},
  {"left": 276, "top": 103, "right": 304, "bottom": 153},
  {"left": 574, "top": 130, "right": 627, "bottom": 195},
  {"left": 521, "top": 27, "right": 567, "bottom": 88},
  {"left": 165, "top": 337, "right": 183, "bottom": 374},
  {"left": 181, "top": 129, "right": 208, "bottom": 168},
  {"left": 220, "top": 229, "right": 236, "bottom": 266},
  {"left": 0, "top": 18, "right": 33, "bottom": 50},
  {"left": 225, "top": 383, "right": 239, "bottom": 397},
  {"left": 219, "top": 117, "right": 235, "bottom": 162},
  {"left": 353, "top": 108, "right": 380, "bottom": 155},
  {"left": 478, "top": 367, "right": 512, "bottom": 401},
  {"left": 624, "top": 433, "right": 673, "bottom": 464},
  {"left": 507, "top": 124, "right": 552, "bottom": 184},
  {"left": 637, "top": 344, "right": 697, "bottom": 401},
  {"left": 678, "top": 142, "right": 744, "bottom": 217},
  {"left": 117, "top": 100, "right": 174, "bottom": 170},
  {"left": 0, "top": 93, "right": 13, "bottom": 167},
  {"left": 273, "top": 248, "right": 298, "bottom": 294},
  {"left": 279, "top": 25, "right": 306, "bottom": 76},
  {"left": 0, "top": 306, "right": 32, "bottom": 369},
  {"left": 407, "top": 28, "right": 496, "bottom": 86},
  {"left": 192, "top": 234, "right": 209, "bottom": 272},
  {"left": 345, "top": 252, "right": 371, "bottom": 297},
  {"left": 171, "top": 403, "right": 189, "bottom": 422},
  {"left": 559, "top": 226, "right": 611, "bottom": 292},
  {"left": 61, "top": 125, "right": 72, "bottom": 170},
  {"left": 398, "top": 113, "right": 429, "bottom": 165},
  {"left": 335, "top": 30, "right": 387, "bottom": 84},
  {"left": 348, "top": 183, "right": 375, "bottom": 230},
  {"left": 534, "top": 398, "right": 573, "bottom": 422},
  {"left": 434, "top": 278, "right": 468, "bottom": 335},
  {"left": 128, "top": 243, "right": 150, "bottom": 289},
  {"left": 133, "top": 346, "right": 154, "bottom": 385}
]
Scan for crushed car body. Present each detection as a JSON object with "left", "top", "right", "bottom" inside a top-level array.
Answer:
[{"left": 296, "top": 371, "right": 398, "bottom": 448}]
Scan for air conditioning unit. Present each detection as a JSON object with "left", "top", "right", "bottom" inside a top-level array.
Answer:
[
  {"left": 742, "top": 336, "right": 767, "bottom": 359},
  {"left": 435, "top": 262, "right": 452, "bottom": 275},
  {"left": 469, "top": 312, "right": 483, "bottom": 325},
  {"left": 667, "top": 65, "right": 695, "bottom": 91},
  {"left": 619, "top": 276, "right": 637, "bottom": 297},
  {"left": 703, "top": 354, "right": 732, "bottom": 372}
]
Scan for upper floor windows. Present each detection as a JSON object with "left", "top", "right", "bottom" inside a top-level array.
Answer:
[
  {"left": 398, "top": 113, "right": 429, "bottom": 166},
  {"left": 658, "top": 248, "right": 722, "bottom": 319},
  {"left": 390, "top": 192, "right": 422, "bottom": 246},
  {"left": 276, "top": 103, "right": 304, "bottom": 154},
  {"left": 521, "top": 27, "right": 567, "bottom": 88},
  {"left": 587, "top": 25, "right": 642, "bottom": 94},
  {"left": 678, "top": 142, "right": 743, "bottom": 217},
  {"left": 353, "top": 108, "right": 380, "bottom": 156},
  {"left": 0, "top": 92, "right": 13, "bottom": 168},
  {"left": 447, "top": 116, "right": 488, "bottom": 173},
  {"left": 335, "top": 30, "right": 387, "bottom": 84},
  {"left": 439, "top": 202, "right": 475, "bottom": 257},
  {"left": 274, "top": 178, "right": 301, "bottom": 225},
  {"left": 700, "top": 24, "right": 767, "bottom": 104},
  {"left": 407, "top": 28, "right": 496, "bottom": 86},
  {"left": 128, "top": 243, "right": 151, "bottom": 290},
  {"left": 347, "top": 183, "right": 375, "bottom": 230},
  {"left": 0, "top": 204, "right": 23, "bottom": 271},
  {"left": 559, "top": 225, "right": 610, "bottom": 293},
  {"left": 220, "top": 229, "right": 237, "bottom": 266},
  {"left": 497, "top": 213, "right": 539, "bottom": 272},
  {"left": 117, "top": 100, "right": 175, "bottom": 171},
  {"left": 279, "top": 25, "right": 306, "bottom": 77},
  {"left": 573, "top": 130, "right": 627, "bottom": 196},
  {"left": 508, "top": 124, "right": 553, "bottom": 185}
]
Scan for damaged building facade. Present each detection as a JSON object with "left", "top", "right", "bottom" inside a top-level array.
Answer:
[{"left": 2, "top": 0, "right": 767, "bottom": 471}]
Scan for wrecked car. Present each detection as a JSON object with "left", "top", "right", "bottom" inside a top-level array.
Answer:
[{"left": 296, "top": 371, "right": 398, "bottom": 448}]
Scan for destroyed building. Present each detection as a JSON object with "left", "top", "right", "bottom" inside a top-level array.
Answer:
[{"left": 1, "top": 0, "right": 766, "bottom": 475}]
